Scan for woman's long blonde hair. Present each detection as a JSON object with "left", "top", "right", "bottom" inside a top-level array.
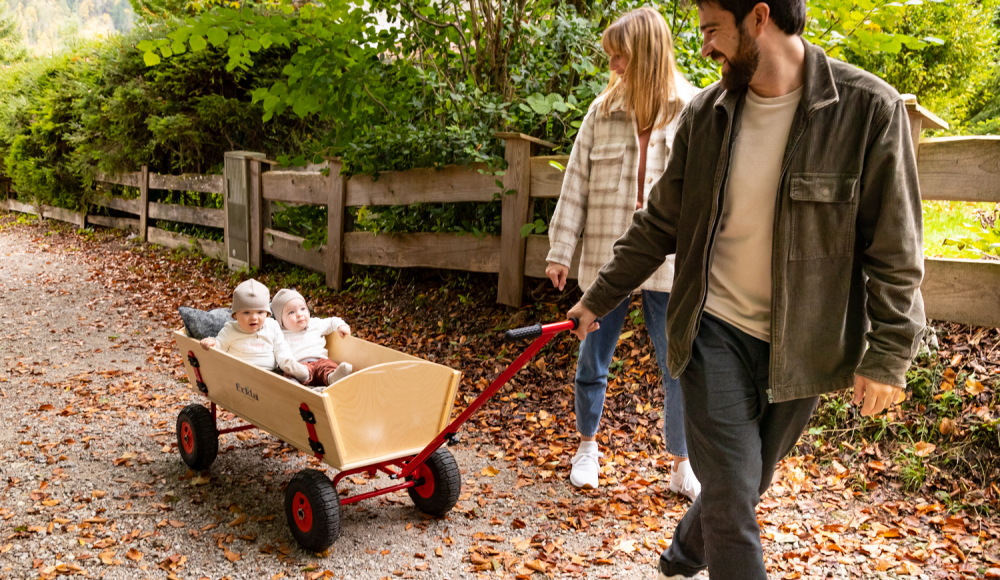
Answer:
[{"left": 600, "top": 7, "right": 683, "bottom": 132}]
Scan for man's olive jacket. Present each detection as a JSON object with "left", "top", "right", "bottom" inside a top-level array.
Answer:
[{"left": 581, "top": 40, "right": 926, "bottom": 403}]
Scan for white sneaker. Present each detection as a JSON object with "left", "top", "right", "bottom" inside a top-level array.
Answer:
[
  {"left": 569, "top": 441, "right": 603, "bottom": 490},
  {"left": 669, "top": 459, "right": 701, "bottom": 501},
  {"left": 324, "top": 362, "right": 353, "bottom": 386}
]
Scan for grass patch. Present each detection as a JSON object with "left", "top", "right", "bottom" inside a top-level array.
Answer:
[{"left": 923, "top": 200, "right": 998, "bottom": 258}]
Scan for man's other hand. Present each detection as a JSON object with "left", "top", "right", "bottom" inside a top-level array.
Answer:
[
  {"left": 566, "top": 301, "right": 600, "bottom": 341},
  {"left": 851, "top": 375, "right": 903, "bottom": 417},
  {"left": 546, "top": 262, "right": 569, "bottom": 291}
]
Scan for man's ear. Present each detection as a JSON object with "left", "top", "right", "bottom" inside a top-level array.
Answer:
[{"left": 749, "top": 2, "right": 771, "bottom": 35}]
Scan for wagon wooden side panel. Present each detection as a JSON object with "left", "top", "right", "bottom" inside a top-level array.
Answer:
[
  {"left": 174, "top": 331, "right": 347, "bottom": 468},
  {"left": 323, "top": 361, "right": 460, "bottom": 471}
]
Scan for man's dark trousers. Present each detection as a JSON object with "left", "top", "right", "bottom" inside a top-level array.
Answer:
[{"left": 659, "top": 314, "right": 818, "bottom": 579}]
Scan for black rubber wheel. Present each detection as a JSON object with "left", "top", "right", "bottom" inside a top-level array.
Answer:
[
  {"left": 176, "top": 404, "right": 219, "bottom": 470},
  {"left": 407, "top": 447, "right": 462, "bottom": 516},
  {"left": 284, "top": 469, "right": 342, "bottom": 552}
]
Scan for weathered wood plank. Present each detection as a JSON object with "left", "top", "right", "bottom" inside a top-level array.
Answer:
[
  {"left": 343, "top": 232, "right": 501, "bottom": 273},
  {"left": 92, "top": 196, "right": 140, "bottom": 215},
  {"left": 326, "top": 160, "right": 348, "bottom": 290},
  {"left": 918, "top": 137, "right": 1000, "bottom": 203},
  {"left": 263, "top": 228, "right": 326, "bottom": 273},
  {"left": 530, "top": 155, "right": 569, "bottom": 199},
  {"left": 147, "top": 227, "right": 226, "bottom": 261},
  {"left": 148, "top": 173, "right": 223, "bottom": 194},
  {"left": 139, "top": 166, "right": 150, "bottom": 242},
  {"left": 43, "top": 206, "right": 86, "bottom": 228},
  {"left": 261, "top": 171, "right": 328, "bottom": 205},
  {"left": 346, "top": 164, "right": 497, "bottom": 206},
  {"left": 523, "top": 234, "right": 582, "bottom": 279},
  {"left": 249, "top": 160, "right": 263, "bottom": 269},
  {"left": 87, "top": 214, "right": 139, "bottom": 232},
  {"left": 0, "top": 198, "right": 37, "bottom": 215},
  {"left": 922, "top": 257, "right": 1000, "bottom": 328},
  {"left": 95, "top": 171, "right": 143, "bottom": 188},
  {"left": 498, "top": 137, "right": 532, "bottom": 306},
  {"left": 148, "top": 202, "right": 224, "bottom": 228}
]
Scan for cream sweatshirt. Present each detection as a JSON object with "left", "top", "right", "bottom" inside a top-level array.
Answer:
[
  {"left": 215, "top": 318, "right": 300, "bottom": 372},
  {"left": 283, "top": 317, "right": 348, "bottom": 362}
]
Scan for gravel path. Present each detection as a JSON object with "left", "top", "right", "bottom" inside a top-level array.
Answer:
[
  {"left": 1, "top": 216, "right": 995, "bottom": 580},
  {"left": 0, "top": 222, "right": 675, "bottom": 580}
]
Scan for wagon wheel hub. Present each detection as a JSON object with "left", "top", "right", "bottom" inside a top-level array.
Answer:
[
  {"left": 181, "top": 423, "right": 195, "bottom": 454},
  {"left": 292, "top": 492, "right": 313, "bottom": 532}
]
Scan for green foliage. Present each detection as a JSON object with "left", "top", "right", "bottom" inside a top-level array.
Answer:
[
  {"left": 0, "top": 0, "right": 25, "bottom": 63},
  {"left": 942, "top": 207, "right": 1000, "bottom": 258},
  {"left": 816, "top": 0, "right": 1000, "bottom": 123}
]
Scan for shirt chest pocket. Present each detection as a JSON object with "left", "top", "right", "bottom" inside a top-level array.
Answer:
[
  {"left": 788, "top": 173, "right": 859, "bottom": 261},
  {"left": 588, "top": 143, "right": 626, "bottom": 193}
]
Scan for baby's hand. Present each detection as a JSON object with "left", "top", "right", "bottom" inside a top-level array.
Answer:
[
  {"left": 200, "top": 337, "right": 217, "bottom": 350},
  {"left": 337, "top": 324, "right": 352, "bottom": 338}
]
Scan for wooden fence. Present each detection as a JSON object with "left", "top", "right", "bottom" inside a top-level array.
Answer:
[{"left": 1, "top": 109, "right": 999, "bottom": 328}]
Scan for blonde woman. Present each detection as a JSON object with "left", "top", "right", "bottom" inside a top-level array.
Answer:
[{"left": 546, "top": 7, "right": 700, "bottom": 498}]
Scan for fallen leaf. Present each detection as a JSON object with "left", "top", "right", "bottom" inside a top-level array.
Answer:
[
  {"left": 481, "top": 466, "right": 500, "bottom": 477},
  {"left": 224, "top": 548, "right": 241, "bottom": 562}
]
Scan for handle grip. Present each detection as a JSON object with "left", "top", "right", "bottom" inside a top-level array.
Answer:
[
  {"left": 503, "top": 323, "right": 543, "bottom": 342},
  {"left": 503, "top": 317, "right": 601, "bottom": 342}
]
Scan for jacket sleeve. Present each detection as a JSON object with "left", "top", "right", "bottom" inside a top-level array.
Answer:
[
  {"left": 546, "top": 104, "right": 598, "bottom": 267},
  {"left": 580, "top": 106, "right": 688, "bottom": 316},
  {"left": 854, "top": 98, "right": 926, "bottom": 388}
]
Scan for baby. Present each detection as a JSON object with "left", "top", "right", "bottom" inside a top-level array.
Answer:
[
  {"left": 199, "top": 279, "right": 309, "bottom": 383},
  {"left": 270, "top": 288, "right": 353, "bottom": 390}
]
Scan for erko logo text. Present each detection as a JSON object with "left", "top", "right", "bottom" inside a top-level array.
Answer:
[{"left": 236, "top": 382, "right": 259, "bottom": 401}]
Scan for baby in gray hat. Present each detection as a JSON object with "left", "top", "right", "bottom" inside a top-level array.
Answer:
[
  {"left": 271, "top": 288, "right": 353, "bottom": 391},
  {"left": 199, "top": 279, "right": 309, "bottom": 382}
]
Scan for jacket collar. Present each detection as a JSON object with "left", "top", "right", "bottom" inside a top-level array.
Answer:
[{"left": 714, "top": 38, "right": 839, "bottom": 115}]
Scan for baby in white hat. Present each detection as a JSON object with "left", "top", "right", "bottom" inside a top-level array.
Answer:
[
  {"left": 199, "top": 279, "right": 309, "bottom": 382},
  {"left": 270, "top": 288, "right": 353, "bottom": 391}
]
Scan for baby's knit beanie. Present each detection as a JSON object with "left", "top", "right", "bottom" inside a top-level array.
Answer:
[
  {"left": 231, "top": 279, "right": 270, "bottom": 314},
  {"left": 270, "top": 288, "right": 306, "bottom": 329}
]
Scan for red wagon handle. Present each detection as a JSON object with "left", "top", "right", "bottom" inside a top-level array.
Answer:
[{"left": 397, "top": 318, "right": 581, "bottom": 480}]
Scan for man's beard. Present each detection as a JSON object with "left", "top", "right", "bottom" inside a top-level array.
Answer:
[{"left": 714, "top": 23, "right": 760, "bottom": 91}]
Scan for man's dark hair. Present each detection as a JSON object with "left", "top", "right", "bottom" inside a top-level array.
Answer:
[{"left": 696, "top": 0, "right": 807, "bottom": 35}]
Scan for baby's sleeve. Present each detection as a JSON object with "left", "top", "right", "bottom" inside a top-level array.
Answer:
[
  {"left": 318, "top": 316, "right": 348, "bottom": 336},
  {"left": 270, "top": 321, "right": 298, "bottom": 369},
  {"left": 214, "top": 325, "right": 232, "bottom": 351}
]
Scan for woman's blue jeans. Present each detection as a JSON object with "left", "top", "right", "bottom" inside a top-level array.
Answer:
[{"left": 574, "top": 290, "right": 688, "bottom": 458}]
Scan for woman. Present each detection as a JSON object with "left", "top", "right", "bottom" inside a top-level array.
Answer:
[{"left": 546, "top": 7, "right": 700, "bottom": 499}]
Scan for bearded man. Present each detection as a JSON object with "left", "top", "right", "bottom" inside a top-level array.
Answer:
[{"left": 566, "top": 1, "right": 926, "bottom": 578}]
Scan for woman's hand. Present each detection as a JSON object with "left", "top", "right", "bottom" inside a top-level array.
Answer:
[
  {"left": 337, "top": 324, "right": 352, "bottom": 338},
  {"left": 199, "top": 337, "right": 217, "bottom": 350},
  {"left": 546, "top": 262, "right": 570, "bottom": 291}
]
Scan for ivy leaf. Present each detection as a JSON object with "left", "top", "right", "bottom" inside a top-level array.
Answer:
[{"left": 143, "top": 51, "right": 161, "bottom": 66}]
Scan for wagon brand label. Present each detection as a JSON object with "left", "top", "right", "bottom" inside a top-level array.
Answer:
[{"left": 235, "top": 382, "right": 259, "bottom": 401}]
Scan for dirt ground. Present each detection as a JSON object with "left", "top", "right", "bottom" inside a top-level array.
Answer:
[{"left": 0, "top": 214, "right": 997, "bottom": 580}]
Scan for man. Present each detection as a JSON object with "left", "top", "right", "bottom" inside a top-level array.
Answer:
[{"left": 566, "top": 1, "right": 926, "bottom": 578}]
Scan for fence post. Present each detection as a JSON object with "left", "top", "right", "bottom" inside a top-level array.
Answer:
[
  {"left": 223, "top": 151, "right": 266, "bottom": 271},
  {"left": 248, "top": 158, "right": 263, "bottom": 269},
  {"left": 325, "top": 159, "right": 348, "bottom": 291},
  {"left": 496, "top": 133, "right": 558, "bottom": 308},
  {"left": 902, "top": 94, "right": 949, "bottom": 155},
  {"left": 138, "top": 165, "right": 150, "bottom": 242}
]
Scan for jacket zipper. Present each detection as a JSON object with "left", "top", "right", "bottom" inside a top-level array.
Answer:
[
  {"left": 766, "top": 108, "right": 813, "bottom": 404},
  {"left": 689, "top": 102, "right": 742, "bottom": 358}
]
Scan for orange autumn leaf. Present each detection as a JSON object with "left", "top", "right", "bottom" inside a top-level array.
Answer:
[{"left": 125, "top": 548, "right": 143, "bottom": 561}]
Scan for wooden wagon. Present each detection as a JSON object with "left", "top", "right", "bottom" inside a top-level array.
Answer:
[{"left": 172, "top": 318, "right": 577, "bottom": 551}]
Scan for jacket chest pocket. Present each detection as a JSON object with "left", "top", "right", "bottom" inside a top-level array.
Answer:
[
  {"left": 788, "top": 173, "right": 858, "bottom": 261},
  {"left": 588, "top": 143, "right": 626, "bottom": 193}
]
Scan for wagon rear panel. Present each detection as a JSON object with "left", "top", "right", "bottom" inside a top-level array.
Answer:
[
  {"left": 324, "top": 361, "right": 460, "bottom": 471},
  {"left": 174, "top": 331, "right": 346, "bottom": 467}
]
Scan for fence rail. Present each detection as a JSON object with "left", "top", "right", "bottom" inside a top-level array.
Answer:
[{"left": 2, "top": 120, "right": 999, "bottom": 328}]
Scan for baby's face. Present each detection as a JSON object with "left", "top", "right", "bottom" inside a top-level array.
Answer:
[
  {"left": 281, "top": 298, "right": 310, "bottom": 332},
  {"left": 234, "top": 309, "right": 270, "bottom": 333}
]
